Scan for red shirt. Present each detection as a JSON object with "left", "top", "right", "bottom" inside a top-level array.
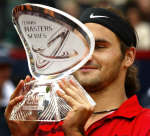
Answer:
[{"left": 35, "top": 95, "right": 150, "bottom": 136}]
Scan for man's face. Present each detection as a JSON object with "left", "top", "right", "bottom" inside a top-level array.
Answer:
[{"left": 73, "top": 23, "right": 124, "bottom": 91}]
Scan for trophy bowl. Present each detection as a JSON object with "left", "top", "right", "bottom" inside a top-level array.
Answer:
[{"left": 10, "top": 3, "right": 95, "bottom": 121}]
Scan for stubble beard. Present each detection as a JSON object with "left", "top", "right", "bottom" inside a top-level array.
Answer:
[
  {"left": 73, "top": 62, "right": 122, "bottom": 93},
  {"left": 73, "top": 71, "right": 102, "bottom": 92}
]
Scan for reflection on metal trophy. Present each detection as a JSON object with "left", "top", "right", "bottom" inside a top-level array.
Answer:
[{"left": 10, "top": 3, "right": 95, "bottom": 121}]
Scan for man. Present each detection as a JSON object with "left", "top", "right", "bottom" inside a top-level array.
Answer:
[{"left": 5, "top": 7, "right": 150, "bottom": 136}]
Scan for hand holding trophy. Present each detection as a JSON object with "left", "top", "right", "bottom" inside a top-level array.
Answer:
[{"left": 9, "top": 3, "right": 95, "bottom": 122}]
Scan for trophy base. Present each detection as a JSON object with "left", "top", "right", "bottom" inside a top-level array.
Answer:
[{"left": 10, "top": 75, "right": 95, "bottom": 122}]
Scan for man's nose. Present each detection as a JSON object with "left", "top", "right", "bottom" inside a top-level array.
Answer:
[
  {"left": 86, "top": 55, "right": 93, "bottom": 64},
  {"left": 88, "top": 54, "right": 94, "bottom": 61}
]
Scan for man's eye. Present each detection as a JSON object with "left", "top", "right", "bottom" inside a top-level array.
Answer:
[{"left": 95, "top": 45, "right": 105, "bottom": 49}]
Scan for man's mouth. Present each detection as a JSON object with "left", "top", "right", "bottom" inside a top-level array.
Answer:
[{"left": 80, "top": 65, "right": 98, "bottom": 72}]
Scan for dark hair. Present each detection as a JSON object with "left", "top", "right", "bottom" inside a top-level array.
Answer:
[
  {"left": 105, "top": 7, "right": 140, "bottom": 97},
  {"left": 120, "top": 41, "right": 140, "bottom": 97}
]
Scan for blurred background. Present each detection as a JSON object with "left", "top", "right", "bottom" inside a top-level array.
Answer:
[{"left": 0, "top": 0, "right": 150, "bottom": 135}]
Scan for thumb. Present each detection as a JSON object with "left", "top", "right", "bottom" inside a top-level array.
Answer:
[{"left": 5, "top": 95, "right": 24, "bottom": 120}]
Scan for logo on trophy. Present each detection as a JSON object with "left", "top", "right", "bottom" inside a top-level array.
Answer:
[{"left": 10, "top": 3, "right": 95, "bottom": 121}]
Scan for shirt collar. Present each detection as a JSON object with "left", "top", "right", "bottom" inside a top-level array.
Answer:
[{"left": 107, "top": 95, "right": 143, "bottom": 119}]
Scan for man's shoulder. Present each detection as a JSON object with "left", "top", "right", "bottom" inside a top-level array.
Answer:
[
  {"left": 135, "top": 108, "right": 150, "bottom": 124},
  {"left": 139, "top": 108, "right": 150, "bottom": 117},
  {"left": 129, "top": 108, "right": 150, "bottom": 135}
]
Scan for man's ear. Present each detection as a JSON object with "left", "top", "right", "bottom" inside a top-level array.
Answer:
[{"left": 123, "top": 47, "right": 136, "bottom": 68}]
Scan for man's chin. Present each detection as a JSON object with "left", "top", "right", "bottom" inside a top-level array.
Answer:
[{"left": 75, "top": 74, "right": 99, "bottom": 85}]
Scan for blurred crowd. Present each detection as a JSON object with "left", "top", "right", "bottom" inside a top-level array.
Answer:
[
  {"left": 0, "top": 0, "right": 150, "bottom": 50},
  {"left": 0, "top": 0, "right": 150, "bottom": 135}
]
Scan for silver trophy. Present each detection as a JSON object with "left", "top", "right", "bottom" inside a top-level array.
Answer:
[{"left": 10, "top": 3, "right": 95, "bottom": 121}]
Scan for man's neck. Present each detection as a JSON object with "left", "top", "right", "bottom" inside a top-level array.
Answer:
[
  {"left": 90, "top": 89, "right": 127, "bottom": 112},
  {"left": 86, "top": 80, "right": 128, "bottom": 113},
  {"left": 84, "top": 84, "right": 128, "bottom": 131}
]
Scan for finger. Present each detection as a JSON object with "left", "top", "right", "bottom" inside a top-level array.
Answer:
[
  {"left": 69, "top": 79, "right": 78, "bottom": 88},
  {"left": 58, "top": 81, "right": 81, "bottom": 101},
  {"left": 56, "top": 90, "right": 78, "bottom": 108},
  {"left": 61, "top": 78, "right": 69, "bottom": 88},
  {"left": 10, "top": 80, "right": 24, "bottom": 100},
  {"left": 69, "top": 79, "right": 89, "bottom": 101},
  {"left": 58, "top": 80, "right": 86, "bottom": 103},
  {"left": 5, "top": 95, "right": 24, "bottom": 120},
  {"left": 24, "top": 75, "right": 33, "bottom": 93},
  {"left": 25, "top": 75, "right": 31, "bottom": 83},
  {"left": 58, "top": 80, "right": 67, "bottom": 91},
  {"left": 68, "top": 79, "right": 82, "bottom": 94},
  {"left": 59, "top": 79, "right": 76, "bottom": 92},
  {"left": 62, "top": 78, "right": 81, "bottom": 93},
  {"left": 69, "top": 79, "right": 85, "bottom": 95},
  {"left": 31, "top": 76, "right": 35, "bottom": 81}
]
